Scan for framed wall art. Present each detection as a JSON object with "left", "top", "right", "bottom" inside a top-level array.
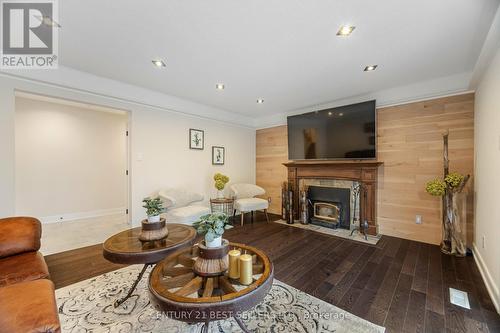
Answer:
[
  {"left": 212, "top": 146, "right": 225, "bottom": 165},
  {"left": 189, "top": 129, "right": 204, "bottom": 150}
]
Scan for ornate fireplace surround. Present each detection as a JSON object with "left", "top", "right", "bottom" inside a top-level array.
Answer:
[{"left": 283, "top": 160, "right": 383, "bottom": 236}]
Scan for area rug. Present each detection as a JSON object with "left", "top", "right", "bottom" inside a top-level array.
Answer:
[
  {"left": 274, "top": 220, "right": 381, "bottom": 245},
  {"left": 56, "top": 265, "right": 384, "bottom": 333}
]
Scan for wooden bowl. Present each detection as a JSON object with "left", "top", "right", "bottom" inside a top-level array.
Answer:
[
  {"left": 139, "top": 218, "right": 169, "bottom": 241},
  {"left": 193, "top": 239, "right": 229, "bottom": 277}
]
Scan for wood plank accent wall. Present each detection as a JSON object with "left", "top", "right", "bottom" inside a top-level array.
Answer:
[
  {"left": 256, "top": 126, "right": 288, "bottom": 215},
  {"left": 256, "top": 93, "right": 474, "bottom": 245},
  {"left": 377, "top": 93, "right": 474, "bottom": 245}
]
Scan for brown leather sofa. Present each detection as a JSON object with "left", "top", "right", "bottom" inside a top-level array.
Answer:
[{"left": 0, "top": 217, "right": 61, "bottom": 333}]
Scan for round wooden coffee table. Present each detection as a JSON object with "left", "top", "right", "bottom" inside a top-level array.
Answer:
[
  {"left": 103, "top": 223, "right": 196, "bottom": 307},
  {"left": 148, "top": 242, "right": 273, "bottom": 333}
]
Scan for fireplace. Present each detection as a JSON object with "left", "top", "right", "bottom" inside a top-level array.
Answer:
[
  {"left": 283, "top": 160, "right": 382, "bottom": 235},
  {"left": 308, "top": 185, "right": 351, "bottom": 229}
]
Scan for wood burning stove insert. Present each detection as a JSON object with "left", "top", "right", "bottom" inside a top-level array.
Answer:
[{"left": 308, "top": 185, "right": 351, "bottom": 229}]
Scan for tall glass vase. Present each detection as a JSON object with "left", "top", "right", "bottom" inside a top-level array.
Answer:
[{"left": 440, "top": 192, "right": 467, "bottom": 256}]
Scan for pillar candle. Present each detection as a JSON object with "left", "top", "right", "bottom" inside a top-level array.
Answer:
[
  {"left": 239, "top": 253, "right": 253, "bottom": 285},
  {"left": 228, "top": 249, "right": 241, "bottom": 279}
]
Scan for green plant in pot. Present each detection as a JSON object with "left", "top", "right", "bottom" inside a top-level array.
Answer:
[
  {"left": 193, "top": 212, "right": 232, "bottom": 247},
  {"left": 142, "top": 197, "right": 164, "bottom": 223}
]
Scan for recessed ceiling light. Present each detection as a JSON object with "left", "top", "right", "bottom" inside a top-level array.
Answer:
[
  {"left": 257, "top": 99, "right": 264, "bottom": 104},
  {"left": 216, "top": 83, "right": 225, "bottom": 90},
  {"left": 328, "top": 111, "right": 333, "bottom": 116},
  {"left": 337, "top": 25, "right": 355, "bottom": 36},
  {"left": 364, "top": 65, "right": 378, "bottom": 72},
  {"left": 339, "top": 112, "right": 344, "bottom": 116},
  {"left": 152, "top": 59, "right": 166, "bottom": 68}
]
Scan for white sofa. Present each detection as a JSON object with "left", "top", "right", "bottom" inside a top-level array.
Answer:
[{"left": 158, "top": 188, "right": 210, "bottom": 225}]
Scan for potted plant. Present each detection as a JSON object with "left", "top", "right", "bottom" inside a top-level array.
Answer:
[
  {"left": 193, "top": 212, "right": 232, "bottom": 247},
  {"left": 142, "top": 197, "right": 164, "bottom": 223},
  {"left": 214, "top": 173, "right": 230, "bottom": 199}
]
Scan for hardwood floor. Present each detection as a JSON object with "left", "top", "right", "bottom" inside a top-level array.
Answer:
[{"left": 45, "top": 213, "right": 500, "bottom": 333}]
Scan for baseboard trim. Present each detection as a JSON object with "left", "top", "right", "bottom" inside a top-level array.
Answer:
[
  {"left": 472, "top": 243, "right": 500, "bottom": 314},
  {"left": 39, "top": 207, "right": 126, "bottom": 224}
]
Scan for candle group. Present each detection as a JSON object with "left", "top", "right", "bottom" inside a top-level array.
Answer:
[{"left": 227, "top": 248, "right": 253, "bottom": 285}]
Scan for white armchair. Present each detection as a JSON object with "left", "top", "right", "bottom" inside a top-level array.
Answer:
[
  {"left": 230, "top": 183, "right": 269, "bottom": 226},
  {"left": 158, "top": 188, "right": 210, "bottom": 225}
]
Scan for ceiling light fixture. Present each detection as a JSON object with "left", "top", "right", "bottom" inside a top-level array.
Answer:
[
  {"left": 337, "top": 25, "right": 355, "bottom": 36},
  {"left": 328, "top": 111, "right": 333, "bottom": 116},
  {"left": 364, "top": 65, "right": 378, "bottom": 72},
  {"left": 257, "top": 99, "right": 264, "bottom": 104},
  {"left": 216, "top": 83, "right": 225, "bottom": 90},
  {"left": 152, "top": 59, "right": 166, "bottom": 68}
]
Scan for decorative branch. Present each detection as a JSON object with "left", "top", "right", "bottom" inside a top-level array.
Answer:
[{"left": 455, "top": 174, "right": 470, "bottom": 193}]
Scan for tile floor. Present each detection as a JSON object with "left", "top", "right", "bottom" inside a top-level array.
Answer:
[{"left": 40, "top": 214, "right": 130, "bottom": 255}]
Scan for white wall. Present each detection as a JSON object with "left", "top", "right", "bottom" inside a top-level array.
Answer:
[
  {"left": 474, "top": 44, "right": 500, "bottom": 313},
  {"left": 15, "top": 97, "right": 128, "bottom": 221},
  {"left": 0, "top": 73, "right": 256, "bottom": 225},
  {"left": 130, "top": 107, "right": 255, "bottom": 223},
  {"left": 0, "top": 86, "right": 15, "bottom": 216}
]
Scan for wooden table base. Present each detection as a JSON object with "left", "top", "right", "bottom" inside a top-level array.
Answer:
[
  {"left": 102, "top": 224, "right": 197, "bottom": 308},
  {"left": 114, "top": 264, "right": 151, "bottom": 308}
]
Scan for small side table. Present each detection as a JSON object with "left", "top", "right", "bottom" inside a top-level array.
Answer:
[
  {"left": 102, "top": 224, "right": 196, "bottom": 307},
  {"left": 210, "top": 198, "right": 234, "bottom": 217}
]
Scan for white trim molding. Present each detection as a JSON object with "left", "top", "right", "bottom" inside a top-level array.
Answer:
[
  {"left": 470, "top": 5, "right": 500, "bottom": 89},
  {"left": 472, "top": 243, "right": 500, "bottom": 313},
  {"left": 255, "top": 72, "right": 473, "bottom": 129},
  {"left": 39, "top": 207, "right": 127, "bottom": 224},
  {"left": 1, "top": 66, "right": 475, "bottom": 130},
  {"left": 0, "top": 66, "right": 255, "bottom": 128}
]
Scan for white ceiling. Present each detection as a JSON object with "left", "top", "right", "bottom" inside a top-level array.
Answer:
[{"left": 59, "top": 0, "right": 499, "bottom": 118}]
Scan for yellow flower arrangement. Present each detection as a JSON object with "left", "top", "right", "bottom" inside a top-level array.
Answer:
[
  {"left": 444, "top": 172, "right": 464, "bottom": 189},
  {"left": 425, "top": 179, "right": 446, "bottom": 196},
  {"left": 425, "top": 171, "right": 467, "bottom": 196},
  {"left": 214, "top": 173, "right": 229, "bottom": 191}
]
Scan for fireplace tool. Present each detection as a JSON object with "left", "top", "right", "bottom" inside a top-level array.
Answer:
[
  {"left": 350, "top": 220, "right": 369, "bottom": 241},
  {"left": 299, "top": 189, "right": 310, "bottom": 224}
]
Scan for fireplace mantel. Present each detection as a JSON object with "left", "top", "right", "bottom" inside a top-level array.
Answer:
[
  {"left": 283, "top": 160, "right": 383, "bottom": 168},
  {"left": 283, "top": 160, "right": 383, "bottom": 235}
]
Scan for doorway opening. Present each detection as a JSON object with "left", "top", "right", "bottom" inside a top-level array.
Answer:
[{"left": 14, "top": 91, "right": 131, "bottom": 255}]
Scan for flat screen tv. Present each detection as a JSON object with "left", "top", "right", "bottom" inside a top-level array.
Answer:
[{"left": 287, "top": 100, "right": 376, "bottom": 160}]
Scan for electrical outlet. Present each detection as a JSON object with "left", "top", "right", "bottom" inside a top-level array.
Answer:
[
  {"left": 415, "top": 215, "right": 422, "bottom": 224},
  {"left": 482, "top": 235, "right": 486, "bottom": 249}
]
